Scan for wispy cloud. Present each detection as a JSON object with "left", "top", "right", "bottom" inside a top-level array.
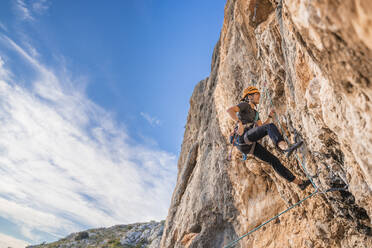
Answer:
[
  {"left": 0, "top": 22, "right": 8, "bottom": 32},
  {"left": 14, "top": 0, "right": 51, "bottom": 21},
  {"left": 0, "top": 232, "right": 30, "bottom": 248},
  {"left": 0, "top": 56, "right": 12, "bottom": 80},
  {"left": 140, "top": 112, "right": 162, "bottom": 126},
  {"left": 25, "top": 42, "right": 40, "bottom": 57},
  {"left": 0, "top": 35, "right": 177, "bottom": 243},
  {"left": 32, "top": 0, "right": 51, "bottom": 15},
  {"left": 15, "top": 0, "right": 34, "bottom": 21}
]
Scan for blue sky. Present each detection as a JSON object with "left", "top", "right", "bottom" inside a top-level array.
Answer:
[{"left": 0, "top": 0, "right": 225, "bottom": 246}]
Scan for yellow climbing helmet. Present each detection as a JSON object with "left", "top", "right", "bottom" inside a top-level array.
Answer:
[{"left": 242, "top": 86, "right": 260, "bottom": 100}]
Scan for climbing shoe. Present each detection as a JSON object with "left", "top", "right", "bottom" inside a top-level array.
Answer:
[
  {"left": 284, "top": 140, "right": 303, "bottom": 158},
  {"left": 298, "top": 179, "right": 312, "bottom": 190}
]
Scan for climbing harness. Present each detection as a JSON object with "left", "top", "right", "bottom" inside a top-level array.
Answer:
[{"left": 228, "top": 108, "right": 259, "bottom": 161}]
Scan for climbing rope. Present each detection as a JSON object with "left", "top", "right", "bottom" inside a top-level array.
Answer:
[
  {"left": 263, "top": 85, "right": 318, "bottom": 189},
  {"left": 224, "top": 189, "right": 319, "bottom": 248},
  {"left": 262, "top": 84, "right": 349, "bottom": 193}
]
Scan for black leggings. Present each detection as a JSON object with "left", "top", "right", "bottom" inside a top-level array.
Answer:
[{"left": 237, "top": 123, "right": 295, "bottom": 182}]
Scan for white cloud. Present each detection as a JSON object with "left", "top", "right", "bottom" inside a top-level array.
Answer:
[
  {"left": 0, "top": 36, "right": 177, "bottom": 243},
  {"left": 32, "top": 0, "right": 51, "bottom": 15},
  {"left": 25, "top": 42, "right": 40, "bottom": 58},
  {"left": 0, "top": 232, "right": 30, "bottom": 248},
  {"left": 140, "top": 112, "right": 162, "bottom": 126},
  {"left": 0, "top": 56, "right": 12, "bottom": 80},
  {"left": 0, "top": 22, "right": 7, "bottom": 32},
  {"left": 15, "top": 0, "right": 34, "bottom": 21},
  {"left": 14, "top": 0, "right": 51, "bottom": 21}
]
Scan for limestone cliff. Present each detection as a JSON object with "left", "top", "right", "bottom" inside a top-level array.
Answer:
[{"left": 160, "top": 0, "right": 372, "bottom": 247}]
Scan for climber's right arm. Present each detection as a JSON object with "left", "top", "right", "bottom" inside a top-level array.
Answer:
[
  {"left": 226, "top": 105, "right": 244, "bottom": 135},
  {"left": 226, "top": 105, "right": 240, "bottom": 121}
]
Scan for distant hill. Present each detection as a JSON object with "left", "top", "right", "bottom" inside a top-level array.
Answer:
[{"left": 27, "top": 220, "right": 164, "bottom": 248}]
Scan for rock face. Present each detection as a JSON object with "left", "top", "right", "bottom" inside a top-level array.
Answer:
[
  {"left": 27, "top": 221, "right": 164, "bottom": 248},
  {"left": 160, "top": 0, "right": 372, "bottom": 247}
]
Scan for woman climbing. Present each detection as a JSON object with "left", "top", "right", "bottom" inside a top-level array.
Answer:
[{"left": 227, "top": 86, "right": 311, "bottom": 190}]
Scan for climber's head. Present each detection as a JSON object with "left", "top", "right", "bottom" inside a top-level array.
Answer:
[{"left": 241, "top": 86, "right": 260, "bottom": 105}]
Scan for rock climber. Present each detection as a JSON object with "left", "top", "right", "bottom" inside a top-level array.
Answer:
[{"left": 226, "top": 86, "right": 311, "bottom": 190}]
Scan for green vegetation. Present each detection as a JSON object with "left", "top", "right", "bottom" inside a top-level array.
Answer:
[
  {"left": 108, "top": 239, "right": 123, "bottom": 248},
  {"left": 121, "top": 239, "right": 146, "bottom": 248}
]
